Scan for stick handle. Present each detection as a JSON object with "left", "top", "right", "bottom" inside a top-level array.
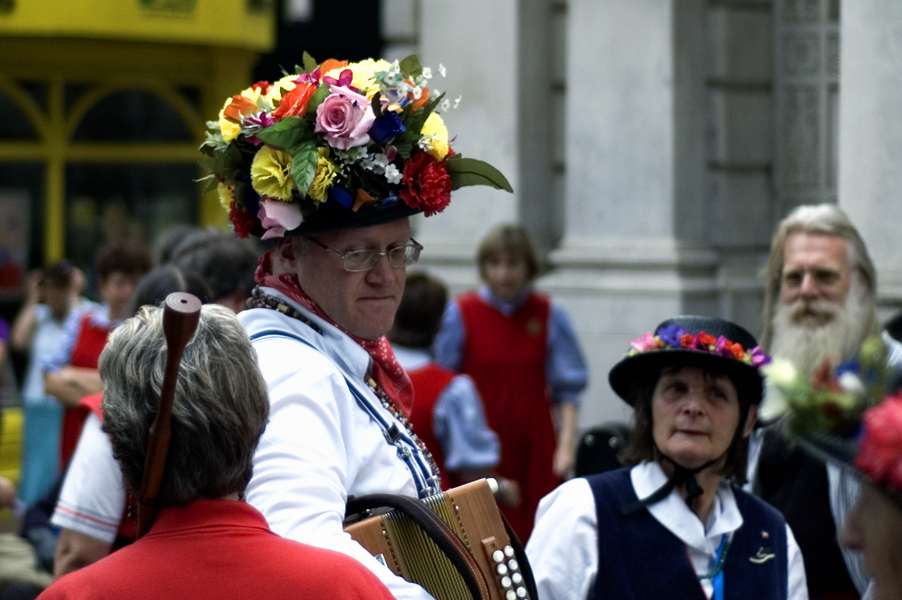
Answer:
[{"left": 135, "top": 293, "right": 202, "bottom": 538}]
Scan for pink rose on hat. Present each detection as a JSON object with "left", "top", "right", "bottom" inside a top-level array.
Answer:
[{"left": 314, "top": 85, "right": 375, "bottom": 150}]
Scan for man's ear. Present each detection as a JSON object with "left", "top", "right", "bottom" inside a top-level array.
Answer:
[
  {"left": 742, "top": 404, "right": 759, "bottom": 438},
  {"left": 272, "top": 238, "right": 302, "bottom": 276}
]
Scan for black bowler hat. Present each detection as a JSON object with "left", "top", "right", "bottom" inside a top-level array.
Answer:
[{"left": 608, "top": 315, "right": 769, "bottom": 406}]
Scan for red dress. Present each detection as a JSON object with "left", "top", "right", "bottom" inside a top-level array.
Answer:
[
  {"left": 59, "top": 313, "right": 110, "bottom": 466},
  {"left": 456, "top": 291, "right": 557, "bottom": 541},
  {"left": 408, "top": 363, "right": 458, "bottom": 490}
]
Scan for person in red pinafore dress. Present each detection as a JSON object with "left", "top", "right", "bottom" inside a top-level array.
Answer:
[
  {"left": 434, "top": 224, "right": 588, "bottom": 541},
  {"left": 42, "top": 241, "right": 150, "bottom": 466},
  {"left": 389, "top": 272, "right": 520, "bottom": 506}
]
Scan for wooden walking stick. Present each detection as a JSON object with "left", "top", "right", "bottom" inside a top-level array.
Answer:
[{"left": 135, "top": 292, "right": 202, "bottom": 539}]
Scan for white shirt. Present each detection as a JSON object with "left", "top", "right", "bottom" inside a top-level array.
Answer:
[
  {"left": 240, "top": 291, "right": 435, "bottom": 600},
  {"left": 525, "top": 463, "right": 808, "bottom": 600},
  {"left": 51, "top": 413, "right": 125, "bottom": 543}
]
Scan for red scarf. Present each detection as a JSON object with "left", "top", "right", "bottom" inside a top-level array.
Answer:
[{"left": 254, "top": 251, "right": 414, "bottom": 416}]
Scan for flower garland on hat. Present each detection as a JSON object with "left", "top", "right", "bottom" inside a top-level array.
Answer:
[
  {"left": 627, "top": 323, "right": 771, "bottom": 368},
  {"left": 200, "top": 54, "right": 512, "bottom": 239}
]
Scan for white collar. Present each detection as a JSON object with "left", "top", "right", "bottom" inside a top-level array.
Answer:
[
  {"left": 630, "top": 462, "right": 744, "bottom": 554},
  {"left": 250, "top": 287, "right": 372, "bottom": 380}
]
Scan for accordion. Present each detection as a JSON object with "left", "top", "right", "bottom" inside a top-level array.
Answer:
[{"left": 344, "top": 479, "right": 535, "bottom": 600}]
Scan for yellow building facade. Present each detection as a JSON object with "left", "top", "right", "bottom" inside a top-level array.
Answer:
[
  {"left": 0, "top": 0, "right": 274, "bottom": 267},
  {"left": 0, "top": 0, "right": 274, "bottom": 486}
]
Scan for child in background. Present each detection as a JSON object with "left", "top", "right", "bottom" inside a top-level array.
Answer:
[
  {"left": 434, "top": 224, "right": 588, "bottom": 540},
  {"left": 389, "top": 272, "right": 518, "bottom": 506}
]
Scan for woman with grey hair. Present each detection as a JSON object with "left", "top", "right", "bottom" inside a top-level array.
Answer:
[{"left": 39, "top": 304, "right": 396, "bottom": 600}]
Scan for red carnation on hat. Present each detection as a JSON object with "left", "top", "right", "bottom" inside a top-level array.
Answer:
[
  {"left": 856, "top": 393, "right": 902, "bottom": 492},
  {"left": 228, "top": 201, "right": 257, "bottom": 239},
  {"left": 400, "top": 152, "right": 451, "bottom": 216}
]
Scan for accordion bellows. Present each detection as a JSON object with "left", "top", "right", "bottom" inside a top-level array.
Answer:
[{"left": 344, "top": 479, "right": 532, "bottom": 600}]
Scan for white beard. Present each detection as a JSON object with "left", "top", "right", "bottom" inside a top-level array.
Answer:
[{"left": 769, "top": 284, "right": 869, "bottom": 376}]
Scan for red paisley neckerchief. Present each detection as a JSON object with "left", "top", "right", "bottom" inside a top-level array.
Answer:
[{"left": 254, "top": 251, "right": 414, "bottom": 417}]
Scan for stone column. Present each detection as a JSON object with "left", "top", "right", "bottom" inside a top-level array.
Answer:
[
  {"left": 542, "top": 0, "right": 717, "bottom": 426},
  {"left": 414, "top": 0, "right": 520, "bottom": 288},
  {"left": 838, "top": 0, "right": 902, "bottom": 317}
]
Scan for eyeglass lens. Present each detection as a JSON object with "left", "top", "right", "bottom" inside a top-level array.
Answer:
[{"left": 343, "top": 243, "right": 421, "bottom": 271}]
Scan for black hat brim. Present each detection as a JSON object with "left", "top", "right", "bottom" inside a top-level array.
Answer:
[
  {"left": 288, "top": 200, "right": 421, "bottom": 236},
  {"left": 608, "top": 348, "right": 764, "bottom": 407}
]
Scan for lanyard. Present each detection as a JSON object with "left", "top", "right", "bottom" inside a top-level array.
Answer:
[
  {"left": 711, "top": 534, "right": 727, "bottom": 600},
  {"left": 697, "top": 533, "right": 729, "bottom": 600}
]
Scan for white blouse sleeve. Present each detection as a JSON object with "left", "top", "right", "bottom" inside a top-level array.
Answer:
[
  {"left": 785, "top": 524, "right": 809, "bottom": 600},
  {"left": 526, "top": 479, "right": 598, "bottom": 600}
]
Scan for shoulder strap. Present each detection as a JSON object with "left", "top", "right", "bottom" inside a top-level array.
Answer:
[{"left": 249, "top": 328, "right": 441, "bottom": 497}]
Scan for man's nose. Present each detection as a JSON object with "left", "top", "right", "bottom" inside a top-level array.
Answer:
[
  {"left": 367, "top": 253, "right": 398, "bottom": 282},
  {"left": 799, "top": 271, "right": 819, "bottom": 297}
]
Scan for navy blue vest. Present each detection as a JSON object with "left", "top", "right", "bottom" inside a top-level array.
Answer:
[{"left": 587, "top": 467, "right": 788, "bottom": 600}]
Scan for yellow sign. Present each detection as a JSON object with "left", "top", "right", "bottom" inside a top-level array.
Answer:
[{"left": 0, "top": 0, "right": 274, "bottom": 51}]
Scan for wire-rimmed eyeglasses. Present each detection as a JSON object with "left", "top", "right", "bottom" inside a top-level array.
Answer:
[{"left": 308, "top": 237, "right": 424, "bottom": 272}]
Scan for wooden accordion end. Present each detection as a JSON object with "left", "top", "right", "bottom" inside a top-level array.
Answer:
[{"left": 344, "top": 479, "right": 532, "bottom": 600}]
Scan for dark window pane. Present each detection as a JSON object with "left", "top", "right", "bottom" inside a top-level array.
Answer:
[
  {"left": 65, "top": 163, "right": 198, "bottom": 293},
  {"left": 0, "top": 91, "right": 38, "bottom": 140},
  {"left": 177, "top": 86, "right": 203, "bottom": 113},
  {"left": 71, "top": 89, "right": 193, "bottom": 142},
  {"left": 64, "top": 82, "right": 90, "bottom": 112},
  {"left": 20, "top": 80, "right": 47, "bottom": 113}
]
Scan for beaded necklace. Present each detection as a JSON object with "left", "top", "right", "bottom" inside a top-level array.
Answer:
[{"left": 251, "top": 289, "right": 442, "bottom": 489}]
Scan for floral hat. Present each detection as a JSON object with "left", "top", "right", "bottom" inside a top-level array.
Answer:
[
  {"left": 763, "top": 337, "right": 902, "bottom": 507},
  {"left": 200, "top": 54, "right": 512, "bottom": 239},
  {"left": 608, "top": 315, "right": 770, "bottom": 406}
]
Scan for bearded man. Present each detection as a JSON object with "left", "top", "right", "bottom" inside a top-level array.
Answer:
[{"left": 753, "top": 204, "right": 902, "bottom": 600}]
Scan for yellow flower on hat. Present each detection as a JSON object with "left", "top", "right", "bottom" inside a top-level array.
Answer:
[
  {"left": 267, "top": 75, "right": 299, "bottom": 104},
  {"left": 250, "top": 146, "right": 297, "bottom": 201},
  {"left": 325, "top": 59, "right": 391, "bottom": 99},
  {"left": 307, "top": 148, "right": 338, "bottom": 203},
  {"left": 216, "top": 182, "right": 235, "bottom": 210},
  {"left": 218, "top": 98, "right": 243, "bottom": 143},
  {"left": 420, "top": 112, "right": 449, "bottom": 161}
]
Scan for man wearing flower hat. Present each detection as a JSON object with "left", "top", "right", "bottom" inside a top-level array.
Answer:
[
  {"left": 201, "top": 55, "right": 511, "bottom": 599},
  {"left": 753, "top": 204, "right": 902, "bottom": 599}
]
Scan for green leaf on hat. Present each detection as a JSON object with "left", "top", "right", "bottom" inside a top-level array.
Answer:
[
  {"left": 393, "top": 141, "right": 413, "bottom": 161},
  {"left": 291, "top": 140, "right": 318, "bottom": 193},
  {"left": 256, "top": 117, "right": 306, "bottom": 151},
  {"left": 446, "top": 156, "right": 513, "bottom": 193},
  {"left": 307, "top": 84, "right": 330, "bottom": 114},
  {"left": 399, "top": 55, "right": 423, "bottom": 79},
  {"left": 303, "top": 52, "right": 317, "bottom": 74},
  {"left": 198, "top": 141, "right": 247, "bottom": 184},
  {"left": 371, "top": 92, "right": 383, "bottom": 118}
]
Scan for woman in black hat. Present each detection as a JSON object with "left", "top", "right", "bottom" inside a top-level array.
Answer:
[{"left": 525, "top": 315, "right": 807, "bottom": 600}]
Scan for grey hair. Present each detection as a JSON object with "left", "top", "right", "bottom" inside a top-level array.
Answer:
[
  {"left": 760, "top": 204, "right": 878, "bottom": 351},
  {"left": 99, "top": 304, "right": 269, "bottom": 506}
]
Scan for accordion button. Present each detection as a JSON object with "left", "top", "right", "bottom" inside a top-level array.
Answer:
[
  {"left": 506, "top": 591, "right": 517, "bottom": 600},
  {"left": 508, "top": 559, "right": 519, "bottom": 571},
  {"left": 516, "top": 587, "right": 528, "bottom": 598},
  {"left": 497, "top": 564, "right": 509, "bottom": 576},
  {"left": 512, "top": 573, "right": 523, "bottom": 585},
  {"left": 493, "top": 550, "right": 505, "bottom": 563},
  {"left": 501, "top": 576, "right": 512, "bottom": 588},
  {"left": 504, "top": 545, "right": 515, "bottom": 557}
]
